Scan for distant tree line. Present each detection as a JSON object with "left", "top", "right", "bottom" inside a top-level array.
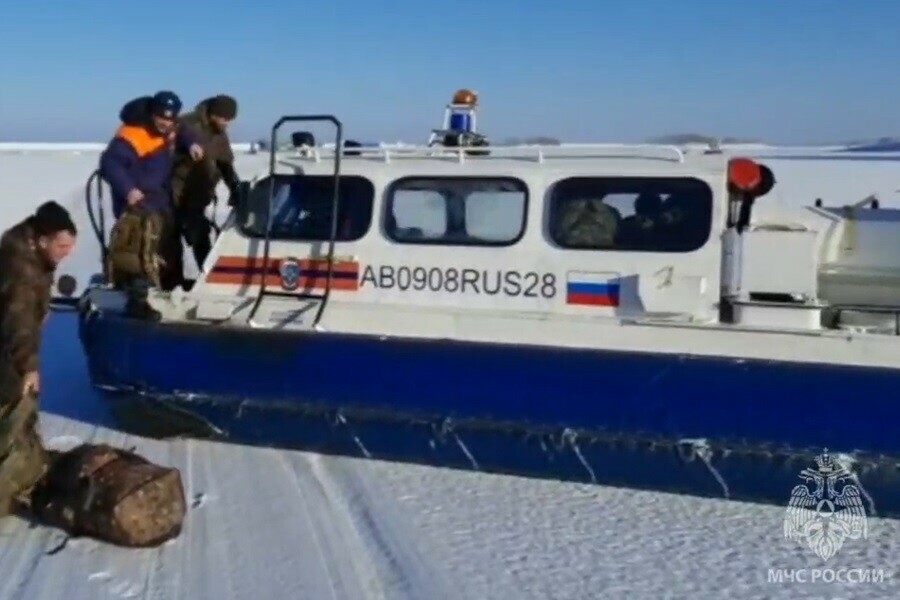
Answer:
[
  {"left": 649, "top": 133, "right": 900, "bottom": 146},
  {"left": 837, "top": 136, "right": 900, "bottom": 147},
  {"left": 500, "top": 136, "right": 561, "bottom": 145},
  {"left": 251, "top": 135, "right": 564, "bottom": 149},
  {"left": 647, "top": 133, "right": 760, "bottom": 145}
]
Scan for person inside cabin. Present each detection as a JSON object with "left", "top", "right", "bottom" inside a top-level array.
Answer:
[
  {"left": 99, "top": 91, "right": 204, "bottom": 319},
  {"left": 555, "top": 195, "right": 620, "bottom": 248},
  {"left": 0, "top": 201, "right": 77, "bottom": 518},
  {"left": 656, "top": 191, "right": 711, "bottom": 251},
  {"left": 616, "top": 191, "right": 663, "bottom": 248},
  {"left": 170, "top": 95, "right": 242, "bottom": 281}
]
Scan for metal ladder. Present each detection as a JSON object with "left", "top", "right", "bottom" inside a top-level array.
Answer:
[{"left": 246, "top": 115, "right": 344, "bottom": 328}]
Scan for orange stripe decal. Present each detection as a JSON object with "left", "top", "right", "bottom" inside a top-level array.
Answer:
[{"left": 207, "top": 256, "right": 359, "bottom": 292}]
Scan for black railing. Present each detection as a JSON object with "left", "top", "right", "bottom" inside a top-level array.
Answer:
[{"left": 246, "top": 115, "right": 343, "bottom": 328}]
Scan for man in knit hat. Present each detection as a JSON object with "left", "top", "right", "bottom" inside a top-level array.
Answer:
[
  {"left": 169, "top": 95, "right": 242, "bottom": 283},
  {"left": 0, "top": 201, "right": 77, "bottom": 516}
]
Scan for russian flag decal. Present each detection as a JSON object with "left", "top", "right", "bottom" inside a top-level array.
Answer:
[{"left": 566, "top": 271, "right": 620, "bottom": 307}]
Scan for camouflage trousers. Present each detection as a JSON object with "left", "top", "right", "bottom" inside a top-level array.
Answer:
[{"left": 0, "top": 388, "right": 48, "bottom": 518}]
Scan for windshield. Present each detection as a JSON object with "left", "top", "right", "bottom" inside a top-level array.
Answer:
[{"left": 239, "top": 174, "right": 374, "bottom": 241}]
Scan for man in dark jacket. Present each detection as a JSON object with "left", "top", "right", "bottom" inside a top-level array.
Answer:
[
  {"left": 170, "top": 95, "right": 241, "bottom": 276},
  {"left": 0, "top": 201, "right": 77, "bottom": 517},
  {"left": 100, "top": 91, "right": 204, "bottom": 314}
]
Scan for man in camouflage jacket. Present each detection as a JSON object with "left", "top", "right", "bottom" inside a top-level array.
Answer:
[
  {"left": 555, "top": 197, "right": 621, "bottom": 248},
  {"left": 170, "top": 95, "right": 241, "bottom": 280},
  {"left": 0, "top": 201, "right": 77, "bottom": 516}
]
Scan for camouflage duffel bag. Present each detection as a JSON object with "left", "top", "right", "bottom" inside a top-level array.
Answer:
[{"left": 27, "top": 443, "right": 186, "bottom": 547}]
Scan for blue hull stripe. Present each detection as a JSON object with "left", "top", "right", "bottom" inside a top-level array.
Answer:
[{"left": 77, "top": 310, "right": 900, "bottom": 516}]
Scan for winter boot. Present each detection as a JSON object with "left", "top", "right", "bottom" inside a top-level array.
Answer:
[{"left": 124, "top": 278, "right": 161, "bottom": 321}]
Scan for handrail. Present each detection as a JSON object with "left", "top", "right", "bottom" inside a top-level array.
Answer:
[
  {"left": 246, "top": 115, "right": 343, "bottom": 326},
  {"left": 278, "top": 142, "right": 686, "bottom": 164},
  {"left": 85, "top": 168, "right": 108, "bottom": 267}
]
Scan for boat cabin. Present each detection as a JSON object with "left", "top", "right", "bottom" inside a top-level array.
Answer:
[
  {"left": 81, "top": 93, "right": 900, "bottom": 343},
  {"left": 156, "top": 135, "right": 789, "bottom": 335}
]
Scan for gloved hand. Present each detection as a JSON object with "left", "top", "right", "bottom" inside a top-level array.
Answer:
[
  {"left": 126, "top": 188, "right": 144, "bottom": 206},
  {"left": 22, "top": 371, "right": 40, "bottom": 396},
  {"left": 189, "top": 144, "right": 204, "bottom": 161},
  {"left": 227, "top": 180, "right": 249, "bottom": 207}
]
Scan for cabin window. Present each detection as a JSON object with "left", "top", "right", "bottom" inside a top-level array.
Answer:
[
  {"left": 238, "top": 174, "right": 374, "bottom": 241},
  {"left": 384, "top": 177, "right": 527, "bottom": 246},
  {"left": 547, "top": 176, "right": 713, "bottom": 252}
]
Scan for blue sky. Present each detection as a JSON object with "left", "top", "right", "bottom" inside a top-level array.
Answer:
[{"left": 1, "top": 0, "right": 899, "bottom": 144}]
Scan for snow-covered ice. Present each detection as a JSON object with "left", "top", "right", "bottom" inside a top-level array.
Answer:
[{"left": 0, "top": 147, "right": 898, "bottom": 599}]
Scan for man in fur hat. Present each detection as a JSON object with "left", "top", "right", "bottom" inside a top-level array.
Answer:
[{"left": 170, "top": 95, "right": 242, "bottom": 282}]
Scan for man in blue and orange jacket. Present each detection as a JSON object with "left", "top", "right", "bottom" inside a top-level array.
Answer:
[
  {"left": 101, "top": 91, "right": 203, "bottom": 220},
  {"left": 100, "top": 91, "right": 204, "bottom": 319}
]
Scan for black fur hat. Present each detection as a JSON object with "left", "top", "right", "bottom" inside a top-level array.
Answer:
[
  {"left": 32, "top": 201, "right": 76, "bottom": 236},
  {"left": 206, "top": 95, "right": 238, "bottom": 120}
]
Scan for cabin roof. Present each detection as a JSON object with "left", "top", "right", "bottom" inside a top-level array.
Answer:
[{"left": 261, "top": 143, "right": 729, "bottom": 180}]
